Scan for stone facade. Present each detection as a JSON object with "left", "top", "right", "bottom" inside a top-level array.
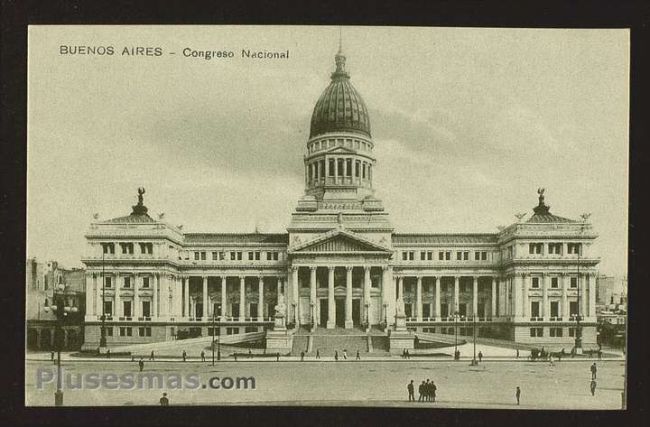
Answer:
[{"left": 81, "top": 48, "right": 599, "bottom": 352}]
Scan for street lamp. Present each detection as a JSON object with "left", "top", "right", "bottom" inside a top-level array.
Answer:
[
  {"left": 574, "top": 214, "right": 590, "bottom": 355},
  {"left": 99, "top": 249, "right": 107, "bottom": 349},
  {"left": 44, "top": 282, "right": 78, "bottom": 406},
  {"left": 470, "top": 311, "right": 478, "bottom": 366},
  {"left": 212, "top": 302, "right": 222, "bottom": 365},
  {"left": 454, "top": 310, "right": 459, "bottom": 360}
]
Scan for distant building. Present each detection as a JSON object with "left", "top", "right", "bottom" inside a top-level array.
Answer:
[
  {"left": 596, "top": 275, "right": 627, "bottom": 313},
  {"left": 26, "top": 258, "right": 86, "bottom": 350}
]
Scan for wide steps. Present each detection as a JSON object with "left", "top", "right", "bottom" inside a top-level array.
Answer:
[{"left": 310, "top": 335, "right": 368, "bottom": 356}]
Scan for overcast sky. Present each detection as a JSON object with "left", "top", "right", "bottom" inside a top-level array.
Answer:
[{"left": 27, "top": 26, "right": 629, "bottom": 276}]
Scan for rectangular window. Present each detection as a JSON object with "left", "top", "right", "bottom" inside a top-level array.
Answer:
[
  {"left": 119, "top": 327, "right": 126, "bottom": 337},
  {"left": 456, "top": 251, "right": 462, "bottom": 261},
  {"left": 337, "top": 158, "right": 344, "bottom": 176},
  {"left": 248, "top": 252, "right": 254, "bottom": 260},
  {"left": 529, "top": 243, "right": 543, "bottom": 254},
  {"left": 550, "top": 327, "right": 563, "bottom": 337},
  {"left": 463, "top": 251, "right": 469, "bottom": 260},
  {"left": 409, "top": 251, "right": 415, "bottom": 261},
  {"left": 529, "top": 327, "right": 544, "bottom": 337},
  {"left": 237, "top": 252, "right": 242, "bottom": 260},
  {"left": 420, "top": 251, "right": 426, "bottom": 260},
  {"left": 570, "top": 277, "right": 578, "bottom": 288},
  {"left": 548, "top": 243, "right": 562, "bottom": 255},
  {"left": 567, "top": 243, "right": 581, "bottom": 255},
  {"left": 230, "top": 252, "right": 236, "bottom": 260},
  {"left": 142, "top": 301, "right": 151, "bottom": 317},
  {"left": 402, "top": 252, "right": 408, "bottom": 261},
  {"left": 104, "top": 301, "right": 113, "bottom": 316},
  {"left": 427, "top": 251, "right": 433, "bottom": 261},
  {"left": 550, "top": 301, "right": 559, "bottom": 317},
  {"left": 475, "top": 251, "right": 480, "bottom": 261},
  {"left": 551, "top": 277, "right": 559, "bottom": 288},
  {"left": 123, "top": 301, "right": 132, "bottom": 317},
  {"left": 105, "top": 277, "right": 112, "bottom": 288},
  {"left": 355, "top": 160, "right": 360, "bottom": 177},
  {"left": 273, "top": 252, "right": 279, "bottom": 260},
  {"left": 568, "top": 327, "right": 576, "bottom": 337},
  {"left": 531, "top": 301, "right": 540, "bottom": 317},
  {"left": 123, "top": 277, "right": 131, "bottom": 288},
  {"left": 438, "top": 251, "right": 444, "bottom": 261},
  {"left": 346, "top": 159, "right": 352, "bottom": 176},
  {"left": 328, "top": 159, "right": 335, "bottom": 176},
  {"left": 531, "top": 277, "right": 540, "bottom": 288},
  {"left": 212, "top": 252, "right": 218, "bottom": 260},
  {"left": 569, "top": 301, "right": 578, "bottom": 316},
  {"left": 255, "top": 252, "right": 261, "bottom": 260},
  {"left": 139, "top": 327, "right": 146, "bottom": 337},
  {"left": 106, "top": 327, "right": 113, "bottom": 336},
  {"left": 142, "top": 277, "right": 150, "bottom": 288},
  {"left": 194, "top": 252, "right": 200, "bottom": 260},
  {"left": 201, "top": 252, "right": 206, "bottom": 260},
  {"left": 445, "top": 251, "right": 451, "bottom": 260}
]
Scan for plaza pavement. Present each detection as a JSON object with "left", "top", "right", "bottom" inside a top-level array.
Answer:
[{"left": 25, "top": 357, "right": 625, "bottom": 409}]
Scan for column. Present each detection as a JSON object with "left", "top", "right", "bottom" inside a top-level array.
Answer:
[
  {"left": 580, "top": 273, "right": 587, "bottom": 319},
  {"left": 542, "top": 273, "right": 549, "bottom": 320},
  {"left": 114, "top": 273, "right": 121, "bottom": 318},
  {"left": 522, "top": 274, "right": 529, "bottom": 319},
  {"left": 310, "top": 267, "right": 317, "bottom": 324},
  {"left": 416, "top": 276, "right": 423, "bottom": 321},
  {"left": 133, "top": 274, "right": 139, "bottom": 319},
  {"left": 562, "top": 273, "right": 569, "bottom": 319},
  {"left": 453, "top": 276, "right": 459, "bottom": 314},
  {"left": 201, "top": 276, "right": 208, "bottom": 319},
  {"left": 291, "top": 267, "right": 299, "bottom": 326},
  {"left": 491, "top": 277, "right": 497, "bottom": 318},
  {"left": 220, "top": 276, "right": 227, "bottom": 319},
  {"left": 472, "top": 276, "right": 478, "bottom": 318},
  {"left": 86, "top": 274, "right": 95, "bottom": 319},
  {"left": 327, "top": 266, "right": 335, "bottom": 329},
  {"left": 183, "top": 277, "right": 189, "bottom": 318},
  {"left": 258, "top": 276, "right": 265, "bottom": 320},
  {"left": 397, "top": 276, "right": 404, "bottom": 299},
  {"left": 345, "top": 266, "right": 353, "bottom": 328},
  {"left": 381, "top": 265, "right": 397, "bottom": 327},
  {"left": 511, "top": 274, "right": 519, "bottom": 319},
  {"left": 152, "top": 274, "right": 158, "bottom": 319},
  {"left": 588, "top": 273, "right": 597, "bottom": 318},
  {"left": 363, "top": 266, "right": 371, "bottom": 324},
  {"left": 434, "top": 277, "right": 441, "bottom": 320},
  {"left": 239, "top": 276, "right": 246, "bottom": 320}
]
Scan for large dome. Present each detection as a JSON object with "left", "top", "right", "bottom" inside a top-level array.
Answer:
[{"left": 309, "top": 50, "right": 371, "bottom": 139}]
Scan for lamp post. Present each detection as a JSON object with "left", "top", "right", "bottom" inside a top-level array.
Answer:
[
  {"left": 454, "top": 310, "right": 459, "bottom": 360},
  {"left": 574, "top": 214, "right": 590, "bottom": 355},
  {"left": 470, "top": 312, "right": 478, "bottom": 366},
  {"left": 99, "top": 249, "right": 107, "bottom": 349},
  {"left": 44, "top": 282, "right": 78, "bottom": 406}
]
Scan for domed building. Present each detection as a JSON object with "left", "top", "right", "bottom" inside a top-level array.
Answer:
[{"left": 81, "top": 47, "right": 599, "bottom": 355}]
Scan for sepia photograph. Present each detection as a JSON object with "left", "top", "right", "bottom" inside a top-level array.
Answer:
[{"left": 24, "top": 25, "right": 629, "bottom": 409}]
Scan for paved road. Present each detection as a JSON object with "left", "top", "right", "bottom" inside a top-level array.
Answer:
[{"left": 25, "top": 359, "right": 625, "bottom": 409}]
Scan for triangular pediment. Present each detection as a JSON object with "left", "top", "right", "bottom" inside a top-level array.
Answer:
[
  {"left": 325, "top": 146, "right": 357, "bottom": 155},
  {"left": 289, "top": 229, "right": 391, "bottom": 254}
]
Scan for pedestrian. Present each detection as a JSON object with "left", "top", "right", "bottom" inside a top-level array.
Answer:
[
  {"left": 516, "top": 349, "right": 519, "bottom": 359},
  {"left": 131, "top": 355, "right": 135, "bottom": 362},
  {"left": 405, "top": 349, "right": 410, "bottom": 360},
  {"left": 138, "top": 358, "right": 144, "bottom": 372},
  {"left": 106, "top": 349, "right": 111, "bottom": 359},
  {"left": 598, "top": 349, "right": 602, "bottom": 360},
  {"left": 248, "top": 349, "right": 252, "bottom": 358},
  {"left": 343, "top": 349, "right": 347, "bottom": 360},
  {"left": 478, "top": 351, "right": 483, "bottom": 362},
  {"left": 590, "top": 379, "right": 597, "bottom": 396},
  {"left": 201, "top": 350, "right": 206, "bottom": 362},
  {"left": 300, "top": 351, "right": 305, "bottom": 361},
  {"left": 159, "top": 392, "right": 169, "bottom": 406},
  {"left": 50, "top": 351, "right": 55, "bottom": 362},
  {"left": 516, "top": 386, "right": 521, "bottom": 405},
  {"left": 402, "top": 349, "right": 406, "bottom": 359},
  {"left": 407, "top": 380, "right": 415, "bottom": 402},
  {"left": 234, "top": 353, "right": 238, "bottom": 361},
  {"left": 424, "top": 379, "right": 431, "bottom": 401},
  {"left": 316, "top": 349, "right": 320, "bottom": 359},
  {"left": 418, "top": 381, "right": 425, "bottom": 402},
  {"left": 182, "top": 350, "right": 186, "bottom": 362},
  {"left": 356, "top": 350, "right": 360, "bottom": 360},
  {"left": 276, "top": 352, "right": 280, "bottom": 362},
  {"left": 590, "top": 363, "right": 597, "bottom": 380},
  {"left": 150, "top": 350, "right": 155, "bottom": 361},
  {"left": 335, "top": 350, "right": 339, "bottom": 361},
  {"left": 431, "top": 381, "right": 437, "bottom": 403}
]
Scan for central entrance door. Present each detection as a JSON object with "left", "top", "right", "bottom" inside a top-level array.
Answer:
[
  {"left": 352, "top": 299, "right": 361, "bottom": 326},
  {"left": 335, "top": 298, "right": 345, "bottom": 327},
  {"left": 319, "top": 299, "right": 328, "bottom": 327}
]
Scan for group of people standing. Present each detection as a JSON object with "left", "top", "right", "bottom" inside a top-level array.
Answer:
[{"left": 407, "top": 379, "right": 437, "bottom": 403}]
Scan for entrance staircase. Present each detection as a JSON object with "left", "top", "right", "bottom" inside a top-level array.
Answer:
[{"left": 290, "top": 327, "right": 390, "bottom": 357}]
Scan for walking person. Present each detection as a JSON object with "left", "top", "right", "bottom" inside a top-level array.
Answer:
[
  {"left": 343, "top": 349, "right": 348, "bottom": 360},
  {"left": 150, "top": 350, "right": 155, "bottom": 361},
  {"left": 51, "top": 351, "right": 55, "bottom": 363},
  {"left": 316, "top": 349, "right": 320, "bottom": 359},
  {"left": 276, "top": 352, "right": 280, "bottom": 362},
  {"left": 590, "top": 379, "right": 597, "bottom": 396},
  {"left": 334, "top": 350, "right": 339, "bottom": 361},
  {"left": 138, "top": 358, "right": 144, "bottom": 372},
  {"left": 516, "top": 386, "right": 521, "bottom": 405},
  {"left": 516, "top": 349, "right": 519, "bottom": 359},
  {"left": 182, "top": 350, "right": 187, "bottom": 362},
  {"left": 106, "top": 349, "right": 111, "bottom": 359},
  {"left": 418, "top": 381, "right": 425, "bottom": 402},
  {"left": 430, "top": 381, "right": 437, "bottom": 403},
  {"left": 478, "top": 351, "right": 483, "bottom": 363},
  {"left": 590, "top": 363, "right": 597, "bottom": 380},
  {"left": 407, "top": 380, "right": 415, "bottom": 402},
  {"left": 159, "top": 392, "right": 169, "bottom": 406},
  {"left": 300, "top": 351, "right": 305, "bottom": 361},
  {"left": 356, "top": 350, "right": 360, "bottom": 360},
  {"left": 424, "top": 379, "right": 431, "bottom": 401},
  {"left": 201, "top": 350, "right": 206, "bottom": 362}
]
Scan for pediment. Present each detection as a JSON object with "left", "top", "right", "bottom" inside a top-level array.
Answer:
[
  {"left": 325, "top": 146, "right": 357, "bottom": 155},
  {"left": 289, "top": 229, "right": 391, "bottom": 254}
]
